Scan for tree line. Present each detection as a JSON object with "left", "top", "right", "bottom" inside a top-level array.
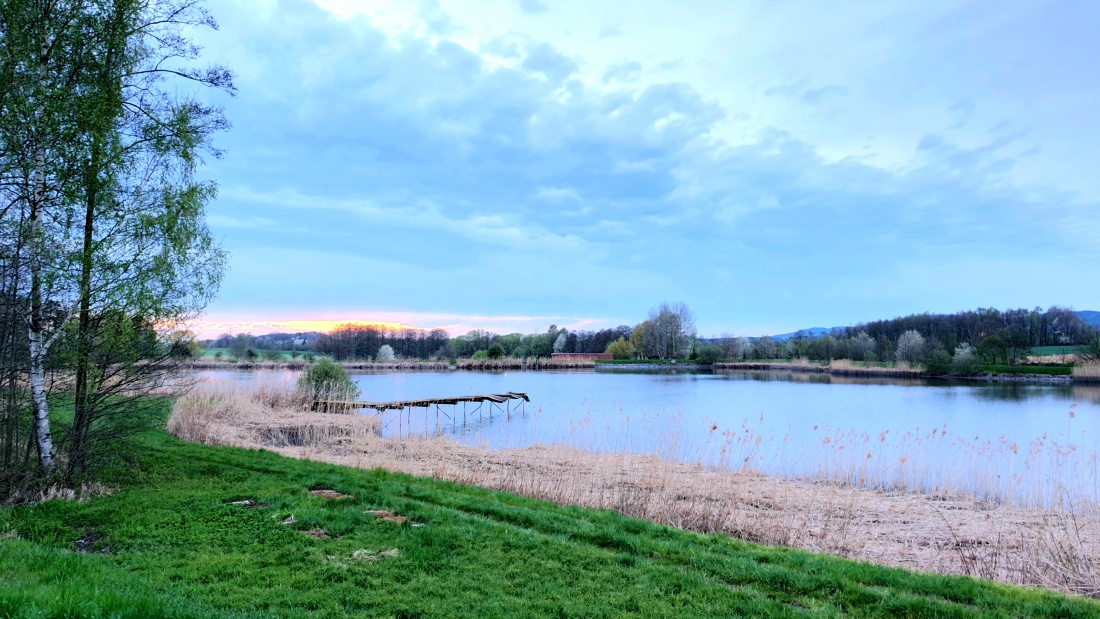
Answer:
[
  {"left": 207, "top": 305, "right": 1098, "bottom": 367},
  {"left": 722, "top": 306, "right": 1096, "bottom": 365},
  {"left": 1, "top": 0, "right": 229, "bottom": 490}
]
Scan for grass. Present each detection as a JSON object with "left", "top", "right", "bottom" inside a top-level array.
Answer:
[
  {"left": 3, "top": 403, "right": 1099, "bottom": 617},
  {"left": 200, "top": 348, "right": 301, "bottom": 362},
  {"left": 981, "top": 365, "right": 1073, "bottom": 375},
  {"left": 1031, "top": 346, "right": 1087, "bottom": 357}
]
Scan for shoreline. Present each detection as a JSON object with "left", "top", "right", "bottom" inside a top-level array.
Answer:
[{"left": 186, "top": 360, "right": 1088, "bottom": 384}]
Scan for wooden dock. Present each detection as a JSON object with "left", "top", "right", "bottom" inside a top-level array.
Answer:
[
  {"left": 312, "top": 392, "right": 530, "bottom": 436},
  {"left": 312, "top": 392, "right": 529, "bottom": 412}
]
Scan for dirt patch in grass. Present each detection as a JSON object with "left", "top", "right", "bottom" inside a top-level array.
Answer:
[
  {"left": 75, "top": 528, "right": 111, "bottom": 554},
  {"left": 310, "top": 489, "right": 353, "bottom": 500},
  {"left": 365, "top": 510, "right": 408, "bottom": 524}
]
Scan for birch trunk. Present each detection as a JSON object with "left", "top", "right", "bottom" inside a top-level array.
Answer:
[
  {"left": 29, "top": 140, "right": 55, "bottom": 470},
  {"left": 28, "top": 31, "right": 55, "bottom": 470}
]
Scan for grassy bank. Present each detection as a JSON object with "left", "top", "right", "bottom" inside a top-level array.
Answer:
[{"left": 3, "top": 405, "right": 1098, "bottom": 616}]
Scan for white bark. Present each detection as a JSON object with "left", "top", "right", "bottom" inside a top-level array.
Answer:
[
  {"left": 28, "top": 330, "right": 54, "bottom": 468},
  {"left": 28, "top": 33, "right": 56, "bottom": 468}
]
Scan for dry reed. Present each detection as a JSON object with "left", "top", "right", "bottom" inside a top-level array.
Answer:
[
  {"left": 1075, "top": 363, "right": 1100, "bottom": 383},
  {"left": 169, "top": 381, "right": 1100, "bottom": 597},
  {"left": 456, "top": 357, "right": 595, "bottom": 370},
  {"left": 828, "top": 359, "right": 923, "bottom": 375}
]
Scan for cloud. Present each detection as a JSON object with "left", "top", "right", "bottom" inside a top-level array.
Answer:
[
  {"left": 521, "top": 41, "right": 577, "bottom": 82},
  {"left": 193, "top": 0, "right": 1100, "bottom": 336},
  {"left": 602, "top": 61, "right": 641, "bottom": 84},
  {"left": 516, "top": 0, "right": 548, "bottom": 15},
  {"left": 206, "top": 215, "right": 278, "bottom": 229},
  {"left": 535, "top": 186, "right": 581, "bottom": 202},
  {"left": 764, "top": 79, "right": 847, "bottom": 105}
]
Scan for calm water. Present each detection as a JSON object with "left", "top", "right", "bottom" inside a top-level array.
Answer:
[{"left": 198, "top": 369, "right": 1100, "bottom": 504}]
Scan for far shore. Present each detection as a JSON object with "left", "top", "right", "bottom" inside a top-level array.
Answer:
[{"left": 184, "top": 359, "right": 1096, "bottom": 384}]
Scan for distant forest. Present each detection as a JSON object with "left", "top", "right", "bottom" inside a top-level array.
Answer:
[{"left": 202, "top": 305, "right": 1099, "bottom": 365}]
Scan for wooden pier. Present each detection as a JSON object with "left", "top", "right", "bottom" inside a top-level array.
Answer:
[{"left": 311, "top": 392, "right": 530, "bottom": 435}]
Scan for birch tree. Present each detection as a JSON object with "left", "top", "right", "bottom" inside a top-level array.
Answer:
[{"left": 0, "top": 0, "right": 230, "bottom": 475}]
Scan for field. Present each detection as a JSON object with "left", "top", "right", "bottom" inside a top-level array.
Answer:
[
  {"left": 200, "top": 348, "right": 300, "bottom": 361},
  {"left": 1030, "top": 346, "right": 1087, "bottom": 357},
  {"left": 3, "top": 400, "right": 1098, "bottom": 617}
]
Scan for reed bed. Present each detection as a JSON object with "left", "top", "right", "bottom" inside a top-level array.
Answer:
[
  {"left": 168, "top": 382, "right": 381, "bottom": 449},
  {"left": 186, "top": 360, "right": 309, "bottom": 370},
  {"left": 169, "top": 381, "right": 1100, "bottom": 597},
  {"left": 457, "top": 357, "right": 595, "bottom": 370},
  {"left": 828, "top": 359, "right": 923, "bottom": 375},
  {"left": 714, "top": 358, "right": 827, "bottom": 372},
  {"left": 341, "top": 361, "right": 453, "bottom": 370},
  {"left": 714, "top": 359, "right": 925, "bottom": 377},
  {"left": 1075, "top": 363, "right": 1100, "bottom": 383}
]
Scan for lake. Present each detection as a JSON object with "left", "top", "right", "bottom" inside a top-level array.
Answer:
[{"left": 198, "top": 368, "right": 1100, "bottom": 506}]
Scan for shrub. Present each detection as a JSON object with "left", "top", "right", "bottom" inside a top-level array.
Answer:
[
  {"left": 605, "top": 337, "right": 636, "bottom": 360},
  {"left": 297, "top": 357, "right": 360, "bottom": 400},
  {"left": 262, "top": 349, "right": 282, "bottom": 362},
  {"left": 471, "top": 350, "right": 489, "bottom": 360},
  {"left": 953, "top": 343, "right": 980, "bottom": 374},
  {"left": 924, "top": 349, "right": 953, "bottom": 375},
  {"left": 487, "top": 343, "right": 505, "bottom": 359},
  {"left": 1083, "top": 336, "right": 1100, "bottom": 362},
  {"left": 695, "top": 344, "right": 725, "bottom": 364},
  {"left": 376, "top": 345, "right": 395, "bottom": 362}
]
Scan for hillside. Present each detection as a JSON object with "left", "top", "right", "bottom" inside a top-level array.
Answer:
[
  {"left": 1, "top": 413, "right": 1096, "bottom": 617},
  {"left": 1079, "top": 311, "right": 1100, "bottom": 329}
]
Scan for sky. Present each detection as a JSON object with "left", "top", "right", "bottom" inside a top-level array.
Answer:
[{"left": 189, "top": 0, "right": 1100, "bottom": 339}]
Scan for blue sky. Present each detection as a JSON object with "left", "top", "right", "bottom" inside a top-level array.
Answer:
[{"left": 191, "top": 0, "right": 1100, "bottom": 338}]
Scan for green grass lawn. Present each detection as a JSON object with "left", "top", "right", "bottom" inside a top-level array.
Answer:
[
  {"left": 2, "top": 416, "right": 1098, "bottom": 618},
  {"left": 1029, "top": 346, "right": 1086, "bottom": 357},
  {"left": 200, "top": 348, "right": 301, "bottom": 362},
  {"left": 980, "top": 364, "right": 1074, "bottom": 375}
]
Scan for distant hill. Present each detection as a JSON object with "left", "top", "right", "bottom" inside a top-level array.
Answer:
[
  {"left": 768, "top": 327, "right": 833, "bottom": 341},
  {"left": 1078, "top": 311, "right": 1100, "bottom": 329},
  {"left": 758, "top": 310, "right": 1098, "bottom": 341}
]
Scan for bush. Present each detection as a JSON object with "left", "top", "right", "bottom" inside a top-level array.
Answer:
[
  {"left": 1084, "top": 336, "right": 1100, "bottom": 362},
  {"left": 953, "top": 343, "right": 980, "bottom": 374},
  {"left": 471, "top": 350, "right": 489, "bottom": 360},
  {"left": 695, "top": 344, "right": 725, "bottom": 364},
  {"left": 297, "top": 357, "right": 360, "bottom": 400},
  {"left": 605, "top": 337, "right": 636, "bottom": 360},
  {"left": 924, "top": 349, "right": 953, "bottom": 375},
  {"left": 376, "top": 345, "right": 395, "bottom": 362},
  {"left": 262, "top": 349, "right": 282, "bottom": 362},
  {"left": 487, "top": 343, "right": 505, "bottom": 359}
]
